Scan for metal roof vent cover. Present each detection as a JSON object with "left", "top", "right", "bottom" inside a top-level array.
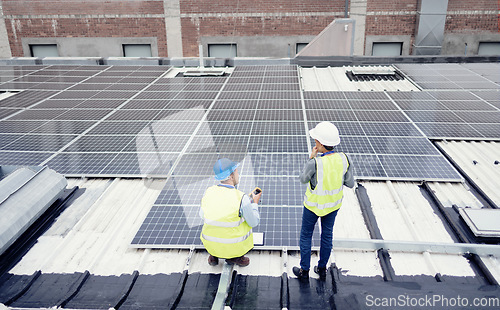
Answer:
[{"left": 346, "top": 66, "right": 406, "bottom": 82}]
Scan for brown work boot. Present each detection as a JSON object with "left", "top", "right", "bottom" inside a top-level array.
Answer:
[
  {"left": 225, "top": 255, "right": 250, "bottom": 267},
  {"left": 208, "top": 255, "right": 219, "bottom": 266}
]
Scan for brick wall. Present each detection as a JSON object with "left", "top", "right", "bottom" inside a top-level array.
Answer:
[
  {"left": 6, "top": 17, "right": 168, "bottom": 57},
  {"left": 2, "top": 0, "right": 163, "bottom": 16},
  {"left": 447, "top": 0, "right": 498, "bottom": 11},
  {"left": 180, "top": 15, "right": 340, "bottom": 56},
  {"left": 1, "top": 0, "right": 498, "bottom": 57},
  {"left": 446, "top": 14, "right": 499, "bottom": 33},
  {"left": 367, "top": 0, "right": 418, "bottom": 12},
  {"left": 180, "top": 0, "right": 345, "bottom": 14}
]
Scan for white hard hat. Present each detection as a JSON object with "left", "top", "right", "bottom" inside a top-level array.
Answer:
[{"left": 309, "top": 121, "right": 340, "bottom": 146}]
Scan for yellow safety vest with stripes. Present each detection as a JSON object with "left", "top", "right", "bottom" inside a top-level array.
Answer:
[
  {"left": 304, "top": 152, "right": 349, "bottom": 217},
  {"left": 200, "top": 185, "right": 253, "bottom": 259}
]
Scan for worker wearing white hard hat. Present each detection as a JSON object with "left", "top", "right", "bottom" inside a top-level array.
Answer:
[
  {"left": 293, "top": 121, "right": 355, "bottom": 281},
  {"left": 199, "top": 158, "right": 261, "bottom": 267}
]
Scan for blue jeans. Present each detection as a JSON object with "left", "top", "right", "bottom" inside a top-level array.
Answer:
[{"left": 299, "top": 207, "right": 339, "bottom": 271}]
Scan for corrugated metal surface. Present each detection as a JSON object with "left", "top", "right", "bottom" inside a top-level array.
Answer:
[
  {"left": 300, "top": 66, "right": 420, "bottom": 91},
  {"left": 9, "top": 178, "right": 498, "bottom": 281},
  {"left": 436, "top": 140, "right": 500, "bottom": 207}
]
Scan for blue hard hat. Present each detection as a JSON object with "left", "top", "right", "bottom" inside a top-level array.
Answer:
[{"left": 213, "top": 158, "right": 240, "bottom": 180}]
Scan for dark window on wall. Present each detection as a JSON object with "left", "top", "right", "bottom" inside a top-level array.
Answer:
[
  {"left": 478, "top": 42, "right": 500, "bottom": 56},
  {"left": 296, "top": 43, "right": 309, "bottom": 55},
  {"left": 123, "top": 44, "right": 152, "bottom": 57},
  {"left": 30, "top": 44, "right": 59, "bottom": 57},
  {"left": 372, "top": 42, "right": 403, "bottom": 56},
  {"left": 208, "top": 44, "right": 237, "bottom": 57}
]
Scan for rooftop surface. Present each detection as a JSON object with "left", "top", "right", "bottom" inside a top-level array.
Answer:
[{"left": 0, "top": 59, "right": 499, "bottom": 309}]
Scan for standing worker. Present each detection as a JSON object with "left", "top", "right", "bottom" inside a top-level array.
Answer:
[
  {"left": 200, "top": 158, "right": 261, "bottom": 267},
  {"left": 293, "top": 121, "right": 355, "bottom": 281}
]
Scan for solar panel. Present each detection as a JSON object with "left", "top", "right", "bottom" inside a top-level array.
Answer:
[
  {"left": 404, "top": 111, "right": 463, "bottom": 123},
  {"left": 131, "top": 205, "right": 320, "bottom": 248},
  {"left": 196, "top": 121, "right": 253, "bottom": 136},
  {"left": 0, "top": 120, "right": 46, "bottom": 133},
  {"left": 304, "top": 99, "right": 350, "bottom": 109},
  {"left": 55, "top": 109, "right": 113, "bottom": 120},
  {"left": 453, "top": 111, "right": 500, "bottom": 123},
  {"left": 0, "top": 134, "right": 24, "bottom": 148},
  {"left": 47, "top": 152, "right": 119, "bottom": 175},
  {"left": 131, "top": 205, "right": 203, "bottom": 246},
  {"left": 346, "top": 154, "right": 387, "bottom": 179},
  {"left": 470, "top": 124, "right": 500, "bottom": 138},
  {"left": 0, "top": 151, "right": 54, "bottom": 166},
  {"left": 379, "top": 155, "right": 461, "bottom": 181},
  {"left": 62, "top": 135, "right": 135, "bottom": 152},
  {"left": 251, "top": 121, "right": 306, "bottom": 135},
  {"left": 188, "top": 136, "right": 250, "bottom": 153},
  {"left": 247, "top": 136, "right": 308, "bottom": 153},
  {"left": 306, "top": 110, "right": 357, "bottom": 122},
  {"left": 360, "top": 122, "right": 422, "bottom": 137},
  {"left": 254, "top": 109, "right": 303, "bottom": 121},
  {"left": 32, "top": 121, "right": 96, "bottom": 134},
  {"left": 0, "top": 64, "right": 483, "bottom": 249},
  {"left": 257, "top": 100, "right": 302, "bottom": 109},
  {"left": 35, "top": 99, "right": 85, "bottom": 109},
  {"left": 3, "top": 134, "right": 78, "bottom": 151},
  {"left": 415, "top": 122, "right": 481, "bottom": 138},
  {"left": 123, "top": 135, "right": 190, "bottom": 153},
  {"left": 173, "top": 153, "right": 247, "bottom": 176},
  {"left": 0, "top": 108, "right": 21, "bottom": 119},
  {"left": 369, "top": 137, "right": 440, "bottom": 155},
  {"left": 237, "top": 176, "right": 305, "bottom": 206},
  {"left": 207, "top": 110, "right": 255, "bottom": 121},
  {"left": 240, "top": 153, "right": 307, "bottom": 176},
  {"left": 155, "top": 176, "right": 218, "bottom": 205},
  {"left": 394, "top": 100, "right": 447, "bottom": 111},
  {"left": 354, "top": 110, "right": 409, "bottom": 122},
  {"left": 348, "top": 100, "right": 397, "bottom": 110}
]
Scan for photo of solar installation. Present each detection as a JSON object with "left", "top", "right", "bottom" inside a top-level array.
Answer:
[{"left": 0, "top": 1, "right": 499, "bottom": 309}]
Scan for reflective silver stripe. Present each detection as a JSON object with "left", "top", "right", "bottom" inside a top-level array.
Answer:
[
  {"left": 340, "top": 152, "right": 348, "bottom": 175},
  {"left": 204, "top": 218, "right": 244, "bottom": 228},
  {"left": 201, "top": 230, "right": 252, "bottom": 244},
  {"left": 306, "top": 197, "right": 343, "bottom": 210}
]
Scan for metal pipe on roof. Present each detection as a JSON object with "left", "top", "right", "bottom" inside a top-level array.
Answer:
[{"left": 344, "top": 0, "right": 349, "bottom": 18}]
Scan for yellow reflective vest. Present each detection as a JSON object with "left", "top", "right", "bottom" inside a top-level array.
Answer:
[
  {"left": 200, "top": 185, "right": 254, "bottom": 259},
  {"left": 304, "top": 152, "right": 349, "bottom": 217}
]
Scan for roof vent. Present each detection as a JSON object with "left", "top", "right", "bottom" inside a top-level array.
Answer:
[
  {"left": 163, "top": 67, "right": 234, "bottom": 78},
  {"left": 346, "top": 66, "right": 405, "bottom": 82},
  {"left": 459, "top": 208, "right": 500, "bottom": 238},
  {"left": 182, "top": 70, "right": 226, "bottom": 77}
]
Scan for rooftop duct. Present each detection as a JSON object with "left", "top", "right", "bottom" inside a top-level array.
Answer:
[{"left": 414, "top": 0, "right": 449, "bottom": 55}]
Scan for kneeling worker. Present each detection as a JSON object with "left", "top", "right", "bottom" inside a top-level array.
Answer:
[
  {"left": 293, "top": 121, "right": 355, "bottom": 281},
  {"left": 200, "top": 158, "right": 261, "bottom": 267}
]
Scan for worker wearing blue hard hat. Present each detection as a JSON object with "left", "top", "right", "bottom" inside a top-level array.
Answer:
[
  {"left": 199, "top": 158, "right": 261, "bottom": 267},
  {"left": 293, "top": 121, "right": 355, "bottom": 281}
]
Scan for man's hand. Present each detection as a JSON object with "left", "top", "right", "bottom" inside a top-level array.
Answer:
[
  {"left": 310, "top": 146, "right": 318, "bottom": 159},
  {"left": 251, "top": 191, "right": 262, "bottom": 204}
]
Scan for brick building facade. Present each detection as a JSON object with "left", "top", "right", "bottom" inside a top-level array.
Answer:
[{"left": 0, "top": 0, "right": 498, "bottom": 58}]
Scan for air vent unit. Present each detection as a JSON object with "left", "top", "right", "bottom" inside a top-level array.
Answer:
[
  {"left": 163, "top": 67, "right": 234, "bottom": 78},
  {"left": 346, "top": 67, "right": 405, "bottom": 82},
  {"left": 182, "top": 70, "right": 226, "bottom": 77}
]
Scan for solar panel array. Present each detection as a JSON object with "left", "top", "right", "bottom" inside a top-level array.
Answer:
[{"left": 0, "top": 63, "right": 498, "bottom": 248}]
